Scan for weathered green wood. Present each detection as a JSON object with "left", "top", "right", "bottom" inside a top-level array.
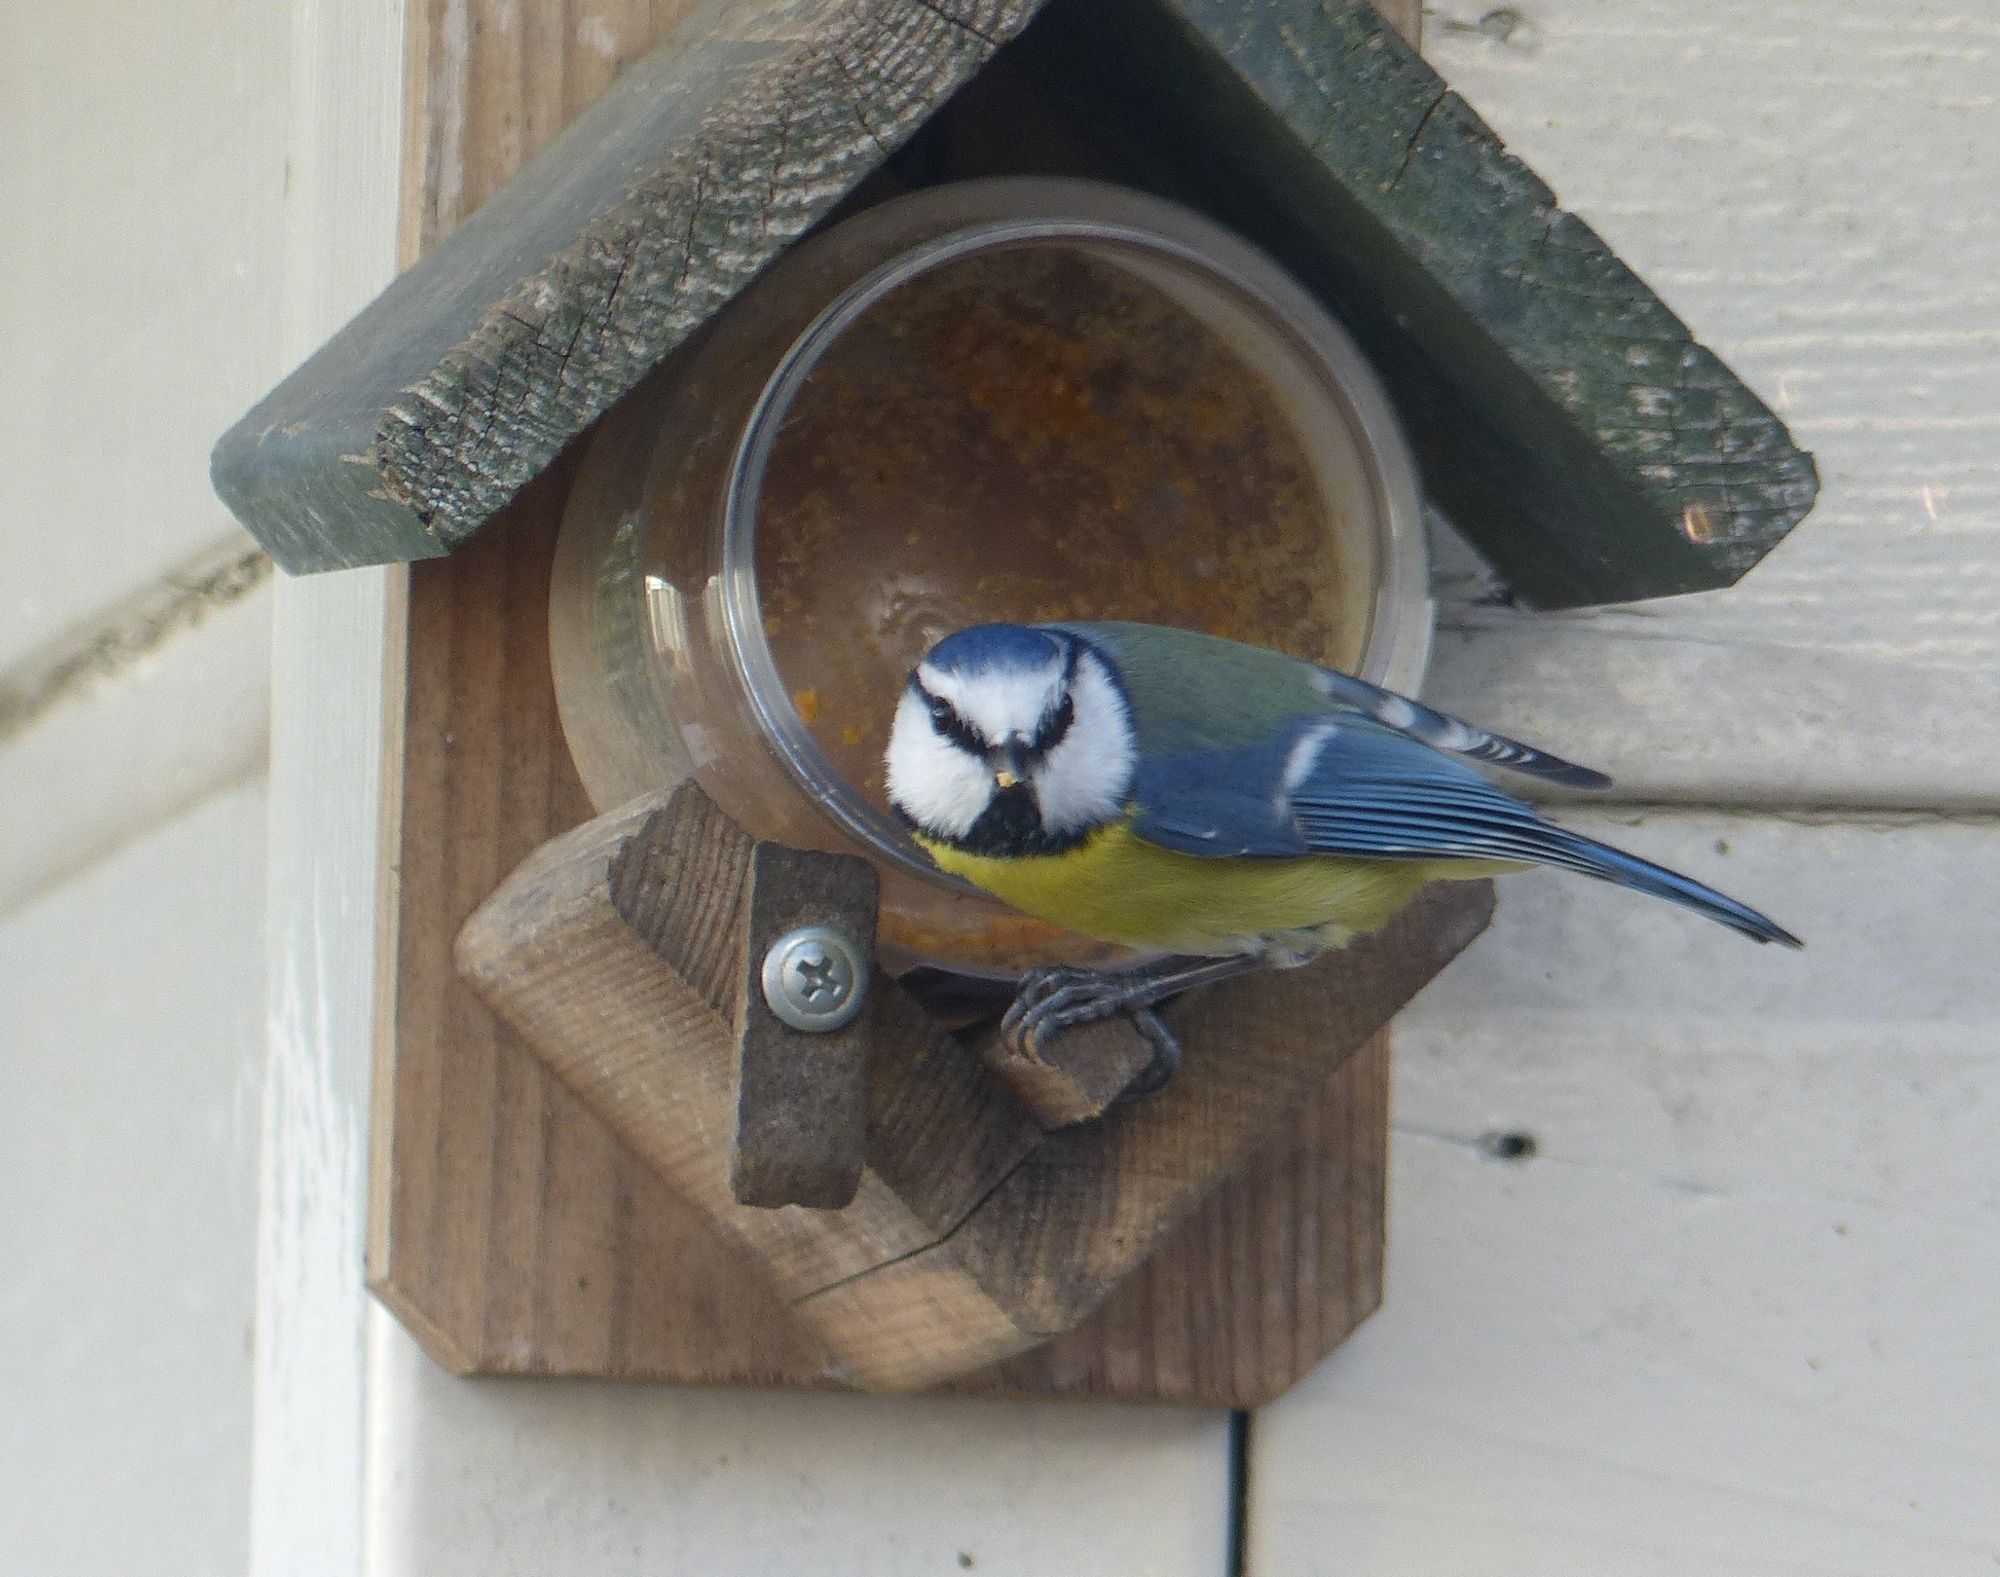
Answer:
[
  {"left": 211, "top": 0, "right": 1042, "bottom": 574},
  {"left": 1021, "top": 0, "right": 1819, "bottom": 608},
  {"left": 216, "top": 0, "right": 1813, "bottom": 606}
]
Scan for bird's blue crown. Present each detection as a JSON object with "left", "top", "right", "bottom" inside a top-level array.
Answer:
[{"left": 920, "top": 622, "right": 1066, "bottom": 676}]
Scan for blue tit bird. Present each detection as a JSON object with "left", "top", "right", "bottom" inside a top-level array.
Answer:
[{"left": 884, "top": 620, "right": 1799, "bottom": 1092}]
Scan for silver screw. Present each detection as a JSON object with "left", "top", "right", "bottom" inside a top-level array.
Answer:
[{"left": 760, "top": 925, "right": 867, "bottom": 1033}]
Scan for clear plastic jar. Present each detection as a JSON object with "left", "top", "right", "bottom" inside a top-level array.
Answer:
[{"left": 550, "top": 177, "right": 1432, "bottom": 978}]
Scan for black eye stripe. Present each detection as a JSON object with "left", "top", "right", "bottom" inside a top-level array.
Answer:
[
  {"left": 914, "top": 680, "right": 983, "bottom": 753},
  {"left": 1032, "top": 692, "right": 1076, "bottom": 754},
  {"left": 1034, "top": 641, "right": 1084, "bottom": 754},
  {"left": 912, "top": 667, "right": 1078, "bottom": 760}
]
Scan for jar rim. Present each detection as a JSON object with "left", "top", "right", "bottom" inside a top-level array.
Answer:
[{"left": 719, "top": 176, "right": 1432, "bottom": 892}]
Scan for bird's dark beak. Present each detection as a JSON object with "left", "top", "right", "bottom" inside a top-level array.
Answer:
[{"left": 988, "top": 742, "right": 1029, "bottom": 789}]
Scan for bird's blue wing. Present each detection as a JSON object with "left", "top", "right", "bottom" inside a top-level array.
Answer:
[
  {"left": 1125, "top": 734, "right": 1315, "bottom": 857},
  {"left": 1129, "top": 717, "right": 1562, "bottom": 864},
  {"left": 1287, "top": 722, "right": 1578, "bottom": 861},
  {"left": 1129, "top": 717, "right": 1799, "bottom": 946}
]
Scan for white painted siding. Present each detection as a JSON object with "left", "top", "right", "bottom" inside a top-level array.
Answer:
[
  {"left": 1422, "top": 0, "right": 2000, "bottom": 810},
  {"left": 0, "top": 781, "right": 267, "bottom": 1577},
  {"left": 251, "top": 2, "right": 408, "bottom": 1570},
  {"left": 0, "top": 3, "right": 294, "bottom": 1572},
  {"left": 366, "top": 1328, "right": 1230, "bottom": 1577},
  {"left": 1250, "top": 2, "right": 2000, "bottom": 1569},
  {"left": 0, "top": 0, "right": 290, "bottom": 673},
  {"left": 0, "top": 578, "right": 270, "bottom": 915},
  {"left": 1249, "top": 812, "right": 2000, "bottom": 1573}
]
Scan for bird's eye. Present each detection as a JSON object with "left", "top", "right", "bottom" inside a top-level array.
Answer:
[{"left": 927, "top": 696, "right": 954, "bottom": 732}]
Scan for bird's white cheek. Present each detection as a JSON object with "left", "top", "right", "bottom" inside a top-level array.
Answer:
[
  {"left": 886, "top": 706, "right": 994, "bottom": 839},
  {"left": 1033, "top": 732, "right": 1134, "bottom": 833},
  {"left": 1030, "top": 653, "right": 1135, "bottom": 834}
]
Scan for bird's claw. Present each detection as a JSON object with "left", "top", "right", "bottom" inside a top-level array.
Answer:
[
  {"left": 1002, "top": 966, "right": 1154, "bottom": 1054},
  {"left": 998, "top": 966, "right": 1183, "bottom": 1105},
  {"left": 1112, "top": 1009, "right": 1182, "bottom": 1105},
  {"left": 999, "top": 966, "right": 1118, "bottom": 1060}
]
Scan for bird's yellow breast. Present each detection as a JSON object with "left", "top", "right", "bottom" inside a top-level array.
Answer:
[{"left": 917, "top": 817, "right": 1499, "bottom": 956}]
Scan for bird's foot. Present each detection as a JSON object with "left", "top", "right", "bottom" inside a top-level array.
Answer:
[
  {"left": 1000, "top": 966, "right": 1149, "bottom": 1058},
  {"left": 999, "top": 965, "right": 1184, "bottom": 1106},
  {"left": 1000, "top": 953, "right": 1274, "bottom": 1105}
]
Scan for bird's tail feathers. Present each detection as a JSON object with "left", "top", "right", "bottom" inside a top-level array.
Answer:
[{"left": 1544, "top": 829, "right": 1803, "bottom": 948}]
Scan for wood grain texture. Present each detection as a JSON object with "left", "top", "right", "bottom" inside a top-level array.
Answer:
[
  {"left": 805, "top": 881, "right": 1483, "bottom": 1396},
  {"left": 939, "top": 883, "right": 1485, "bottom": 1354},
  {"left": 212, "top": 0, "right": 1044, "bottom": 573},
  {"left": 726, "top": 837, "right": 879, "bottom": 1209},
  {"left": 457, "top": 788, "right": 1051, "bottom": 1390},
  {"left": 976, "top": 1009, "right": 1157, "bottom": 1129},
  {"left": 378, "top": 490, "right": 1483, "bottom": 1400},
  {"left": 369, "top": 0, "right": 1456, "bottom": 1404},
  {"left": 449, "top": 771, "right": 1486, "bottom": 1395},
  {"left": 1020, "top": 0, "right": 1819, "bottom": 607}
]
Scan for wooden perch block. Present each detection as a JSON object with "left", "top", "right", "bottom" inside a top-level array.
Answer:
[
  {"left": 974, "top": 1014, "right": 1155, "bottom": 1130},
  {"left": 456, "top": 782, "right": 1492, "bottom": 1392},
  {"left": 459, "top": 787, "right": 1046, "bottom": 1389},
  {"left": 724, "top": 840, "right": 878, "bottom": 1209}
]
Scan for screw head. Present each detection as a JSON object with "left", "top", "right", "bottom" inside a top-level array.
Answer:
[{"left": 760, "top": 925, "right": 867, "bottom": 1033}]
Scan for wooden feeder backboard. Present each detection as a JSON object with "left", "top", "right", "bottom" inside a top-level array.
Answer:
[
  {"left": 363, "top": 0, "right": 1476, "bottom": 1404},
  {"left": 380, "top": 486, "right": 1498, "bottom": 1401}
]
